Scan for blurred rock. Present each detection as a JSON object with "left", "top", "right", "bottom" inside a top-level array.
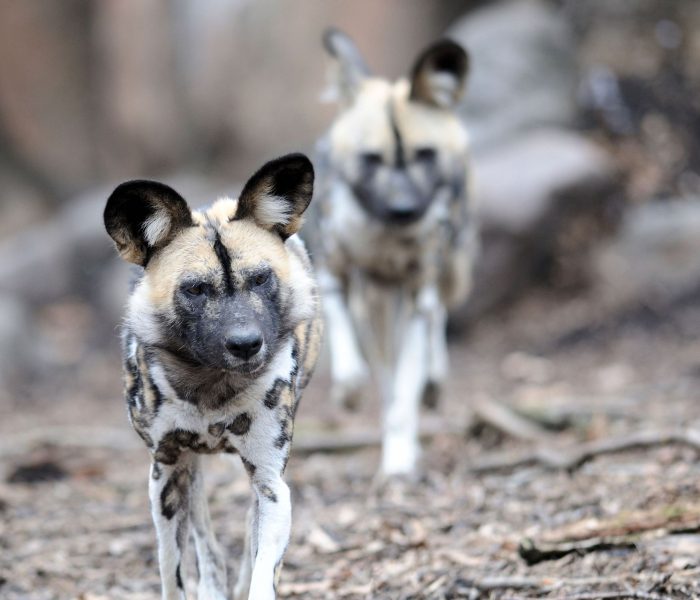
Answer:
[
  {"left": 0, "top": 293, "right": 33, "bottom": 391},
  {"left": 455, "top": 129, "right": 619, "bottom": 323},
  {"left": 476, "top": 130, "right": 614, "bottom": 235},
  {"left": 443, "top": 0, "right": 623, "bottom": 325},
  {"left": 592, "top": 198, "right": 700, "bottom": 309},
  {"left": 449, "top": 0, "right": 577, "bottom": 152}
]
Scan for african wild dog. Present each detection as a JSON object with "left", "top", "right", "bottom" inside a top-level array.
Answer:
[
  {"left": 104, "top": 154, "right": 322, "bottom": 600},
  {"left": 312, "top": 29, "right": 476, "bottom": 476}
]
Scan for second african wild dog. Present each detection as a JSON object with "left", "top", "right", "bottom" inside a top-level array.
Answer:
[
  {"left": 104, "top": 154, "right": 322, "bottom": 600},
  {"left": 311, "top": 30, "right": 477, "bottom": 476}
]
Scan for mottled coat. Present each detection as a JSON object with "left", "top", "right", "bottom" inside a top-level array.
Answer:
[
  {"left": 104, "top": 154, "right": 322, "bottom": 600},
  {"left": 311, "top": 30, "right": 477, "bottom": 476}
]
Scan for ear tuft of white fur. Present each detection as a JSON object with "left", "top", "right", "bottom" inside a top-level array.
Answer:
[
  {"left": 427, "top": 72, "right": 460, "bottom": 108},
  {"left": 255, "top": 194, "right": 293, "bottom": 227},
  {"left": 142, "top": 209, "right": 172, "bottom": 246}
]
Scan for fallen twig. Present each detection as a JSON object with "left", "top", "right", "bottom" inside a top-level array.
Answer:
[
  {"left": 451, "top": 573, "right": 678, "bottom": 596},
  {"left": 519, "top": 535, "right": 637, "bottom": 565},
  {"left": 471, "top": 427, "right": 700, "bottom": 474},
  {"left": 519, "top": 503, "right": 700, "bottom": 565},
  {"left": 471, "top": 397, "right": 556, "bottom": 442},
  {"left": 556, "top": 593, "right": 669, "bottom": 600}
]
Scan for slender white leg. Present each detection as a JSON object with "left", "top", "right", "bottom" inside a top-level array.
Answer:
[
  {"left": 149, "top": 458, "right": 193, "bottom": 600},
  {"left": 233, "top": 503, "right": 254, "bottom": 600},
  {"left": 381, "top": 309, "right": 429, "bottom": 476},
  {"left": 188, "top": 458, "right": 227, "bottom": 600},
  {"left": 247, "top": 470, "right": 291, "bottom": 600},
  {"left": 423, "top": 286, "right": 449, "bottom": 408},
  {"left": 318, "top": 268, "right": 369, "bottom": 409}
]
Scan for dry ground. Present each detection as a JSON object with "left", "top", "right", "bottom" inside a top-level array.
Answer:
[{"left": 1, "top": 287, "right": 700, "bottom": 599}]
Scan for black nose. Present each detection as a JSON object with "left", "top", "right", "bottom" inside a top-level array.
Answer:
[
  {"left": 387, "top": 205, "right": 422, "bottom": 224},
  {"left": 225, "top": 330, "right": 263, "bottom": 360}
]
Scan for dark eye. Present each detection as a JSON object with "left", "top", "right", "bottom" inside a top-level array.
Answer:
[
  {"left": 415, "top": 148, "right": 437, "bottom": 162},
  {"left": 361, "top": 152, "right": 383, "bottom": 168},
  {"left": 184, "top": 283, "right": 205, "bottom": 297},
  {"left": 253, "top": 271, "right": 269, "bottom": 286}
]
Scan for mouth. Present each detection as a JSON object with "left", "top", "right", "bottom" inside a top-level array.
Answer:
[{"left": 226, "top": 353, "right": 267, "bottom": 376}]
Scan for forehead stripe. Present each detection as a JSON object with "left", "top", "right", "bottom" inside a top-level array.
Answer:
[
  {"left": 388, "top": 100, "right": 406, "bottom": 169},
  {"left": 213, "top": 233, "right": 233, "bottom": 293},
  {"left": 204, "top": 216, "right": 234, "bottom": 294}
]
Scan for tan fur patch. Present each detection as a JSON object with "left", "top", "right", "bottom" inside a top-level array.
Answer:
[
  {"left": 144, "top": 202, "right": 293, "bottom": 312},
  {"left": 329, "top": 78, "right": 468, "bottom": 172}
]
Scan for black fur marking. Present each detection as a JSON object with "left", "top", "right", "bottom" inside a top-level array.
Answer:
[
  {"left": 152, "top": 462, "right": 162, "bottom": 480},
  {"left": 241, "top": 457, "right": 256, "bottom": 477},
  {"left": 213, "top": 231, "right": 234, "bottom": 294},
  {"left": 160, "top": 469, "right": 189, "bottom": 520},
  {"left": 143, "top": 368, "right": 164, "bottom": 414},
  {"left": 208, "top": 422, "right": 226, "bottom": 437},
  {"left": 125, "top": 353, "right": 140, "bottom": 407},
  {"left": 154, "top": 429, "right": 199, "bottom": 465},
  {"left": 274, "top": 427, "right": 290, "bottom": 449},
  {"left": 259, "top": 484, "right": 278, "bottom": 503},
  {"left": 290, "top": 342, "right": 300, "bottom": 379},
  {"left": 176, "top": 563, "right": 183, "bottom": 589},
  {"left": 228, "top": 412, "right": 252, "bottom": 436},
  {"left": 388, "top": 101, "right": 406, "bottom": 169},
  {"left": 264, "top": 378, "right": 287, "bottom": 409}
]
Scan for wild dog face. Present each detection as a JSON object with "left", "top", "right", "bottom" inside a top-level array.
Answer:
[
  {"left": 323, "top": 29, "right": 470, "bottom": 226},
  {"left": 105, "top": 154, "right": 315, "bottom": 379}
]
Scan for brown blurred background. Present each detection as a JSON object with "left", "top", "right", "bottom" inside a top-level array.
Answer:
[
  {"left": 3, "top": 1, "right": 700, "bottom": 598},
  {"left": 1, "top": 0, "right": 699, "bottom": 426},
  {"left": 2, "top": 0, "right": 699, "bottom": 401}
]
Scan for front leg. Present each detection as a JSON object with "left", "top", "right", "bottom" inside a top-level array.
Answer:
[
  {"left": 149, "top": 456, "right": 194, "bottom": 600},
  {"left": 381, "top": 304, "right": 429, "bottom": 476},
  {"left": 237, "top": 407, "right": 293, "bottom": 600},
  {"left": 318, "top": 268, "right": 369, "bottom": 410},
  {"left": 247, "top": 470, "right": 291, "bottom": 600},
  {"left": 422, "top": 286, "right": 449, "bottom": 409}
]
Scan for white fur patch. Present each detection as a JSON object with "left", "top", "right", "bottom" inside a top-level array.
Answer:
[
  {"left": 255, "top": 195, "right": 292, "bottom": 227},
  {"left": 142, "top": 209, "right": 171, "bottom": 246},
  {"left": 427, "top": 72, "right": 459, "bottom": 108}
]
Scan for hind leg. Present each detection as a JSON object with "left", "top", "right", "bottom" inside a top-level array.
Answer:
[
  {"left": 319, "top": 268, "right": 369, "bottom": 410},
  {"left": 189, "top": 457, "right": 227, "bottom": 600},
  {"left": 381, "top": 308, "right": 429, "bottom": 476},
  {"left": 233, "top": 502, "right": 254, "bottom": 600}
]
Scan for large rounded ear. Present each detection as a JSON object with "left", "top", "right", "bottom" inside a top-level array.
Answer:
[
  {"left": 409, "top": 39, "right": 469, "bottom": 109},
  {"left": 322, "top": 27, "right": 371, "bottom": 105},
  {"left": 104, "top": 180, "right": 193, "bottom": 266},
  {"left": 235, "top": 153, "right": 314, "bottom": 240}
]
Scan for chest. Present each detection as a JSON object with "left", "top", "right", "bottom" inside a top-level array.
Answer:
[
  {"left": 322, "top": 183, "right": 452, "bottom": 284},
  {"left": 123, "top": 336, "right": 297, "bottom": 458}
]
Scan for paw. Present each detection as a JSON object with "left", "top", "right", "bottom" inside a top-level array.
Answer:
[
  {"left": 421, "top": 380, "right": 442, "bottom": 410},
  {"left": 380, "top": 436, "right": 419, "bottom": 477}
]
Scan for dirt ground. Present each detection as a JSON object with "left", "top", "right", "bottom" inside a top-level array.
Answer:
[{"left": 2, "top": 286, "right": 700, "bottom": 600}]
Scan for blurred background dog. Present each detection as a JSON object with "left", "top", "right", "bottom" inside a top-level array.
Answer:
[{"left": 311, "top": 29, "right": 476, "bottom": 476}]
